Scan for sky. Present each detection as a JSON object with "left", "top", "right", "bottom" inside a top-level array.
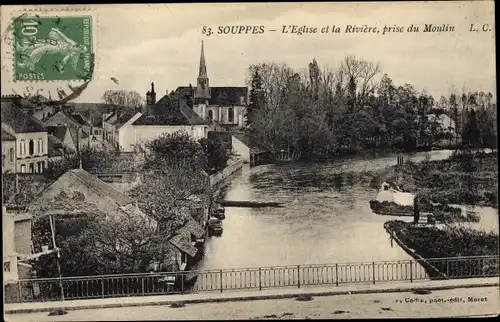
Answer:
[{"left": 1, "top": 2, "right": 496, "bottom": 103}]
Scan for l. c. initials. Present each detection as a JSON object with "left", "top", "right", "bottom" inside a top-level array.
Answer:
[{"left": 469, "top": 23, "right": 492, "bottom": 32}]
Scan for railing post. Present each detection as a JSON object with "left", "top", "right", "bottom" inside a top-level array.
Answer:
[
  {"left": 220, "top": 270, "right": 223, "bottom": 293},
  {"left": 180, "top": 272, "right": 184, "bottom": 292},
  {"left": 101, "top": 277, "right": 105, "bottom": 298},
  {"left": 335, "top": 264, "right": 339, "bottom": 286},
  {"left": 258, "top": 268, "right": 262, "bottom": 291},
  {"left": 17, "top": 281, "right": 22, "bottom": 301},
  {"left": 410, "top": 260, "right": 413, "bottom": 283},
  {"left": 446, "top": 258, "right": 450, "bottom": 279},
  {"left": 297, "top": 265, "right": 300, "bottom": 288},
  {"left": 141, "top": 276, "right": 145, "bottom": 295},
  {"left": 372, "top": 262, "right": 376, "bottom": 284}
]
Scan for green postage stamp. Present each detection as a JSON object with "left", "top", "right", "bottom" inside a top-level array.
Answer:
[{"left": 13, "top": 15, "right": 93, "bottom": 81}]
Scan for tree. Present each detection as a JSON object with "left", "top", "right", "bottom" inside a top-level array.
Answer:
[
  {"left": 132, "top": 130, "right": 213, "bottom": 232},
  {"left": 245, "top": 69, "right": 265, "bottom": 126},
  {"left": 199, "top": 137, "right": 232, "bottom": 174},
  {"left": 31, "top": 195, "right": 164, "bottom": 277},
  {"left": 144, "top": 131, "right": 206, "bottom": 170},
  {"left": 129, "top": 166, "right": 210, "bottom": 233},
  {"left": 45, "top": 146, "right": 117, "bottom": 179},
  {"left": 102, "top": 90, "right": 144, "bottom": 110},
  {"left": 462, "top": 109, "right": 481, "bottom": 148}
]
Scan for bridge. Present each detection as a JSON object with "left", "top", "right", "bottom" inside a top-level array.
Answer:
[{"left": 6, "top": 255, "right": 498, "bottom": 303}]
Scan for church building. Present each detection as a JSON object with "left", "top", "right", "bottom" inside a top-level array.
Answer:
[{"left": 175, "top": 41, "right": 248, "bottom": 130}]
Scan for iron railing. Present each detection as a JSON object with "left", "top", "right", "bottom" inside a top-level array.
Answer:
[{"left": 7, "top": 255, "right": 499, "bottom": 303}]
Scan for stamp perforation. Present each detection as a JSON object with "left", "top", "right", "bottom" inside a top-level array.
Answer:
[{"left": 7, "top": 7, "right": 98, "bottom": 83}]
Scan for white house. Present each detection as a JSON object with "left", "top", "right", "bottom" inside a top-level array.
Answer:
[
  {"left": 115, "top": 112, "right": 142, "bottom": 152},
  {"left": 427, "top": 113, "right": 456, "bottom": 134},
  {"left": 1, "top": 102, "right": 49, "bottom": 173},
  {"left": 132, "top": 94, "right": 210, "bottom": 150}
]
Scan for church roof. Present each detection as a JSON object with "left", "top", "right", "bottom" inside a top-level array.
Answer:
[
  {"left": 133, "top": 95, "right": 209, "bottom": 126},
  {"left": 176, "top": 86, "right": 248, "bottom": 106}
]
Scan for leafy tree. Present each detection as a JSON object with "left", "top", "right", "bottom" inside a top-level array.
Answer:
[
  {"left": 144, "top": 131, "right": 206, "bottom": 170},
  {"left": 199, "top": 136, "right": 232, "bottom": 174},
  {"left": 102, "top": 90, "right": 144, "bottom": 110},
  {"left": 132, "top": 130, "right": 213, "bottom": 233},
  {"left": 462, "top": 109, "right": 481, "bottom": 149},
  {"left": 245, "top": 69, "right": 265, "bottom": 126},
  {"left": 45, "top": 146, "right": 117, "bottom": 179},
  {"left": 31, "top": 189, "right": 165, "bottom": 277}
]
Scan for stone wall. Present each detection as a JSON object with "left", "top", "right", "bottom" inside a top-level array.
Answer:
[{"left": 209, "top": 158, "right": 243, "bottom": 188}]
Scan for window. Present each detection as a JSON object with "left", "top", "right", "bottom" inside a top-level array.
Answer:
[
  {"left": 20, "top": 164, "right": 26, "bottom": 173},
  {"left": 228, "top": 107, "right": 234, "bottom": 123},
  {"left": 9, "top": 148, "right": 14, "bottom": 162},
  {"left": 37, "top": 161, "right": 44, "bottom": 173},
  {"left": 207, "top": 110, "right": 213, "bottom": 120},
  {"left": 20, "top": 140, "right": 25, "bottom": 156},
  {"left": 29, "top": 139, "right": 34, "bottom": 155},
  {"left": 29, "top": 163, "right": 35, "bottom": 173}
]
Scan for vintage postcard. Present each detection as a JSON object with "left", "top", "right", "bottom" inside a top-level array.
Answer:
[{"left": 1, "top": 2, "right": 498, "bottom": 320}]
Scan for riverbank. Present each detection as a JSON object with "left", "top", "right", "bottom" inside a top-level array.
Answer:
[{"left": 370, "top": 150, "right": 498, "bottom": 208}]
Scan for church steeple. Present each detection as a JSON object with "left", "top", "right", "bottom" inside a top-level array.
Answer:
[
  {"left": 195, "top": 41, "right": 210, "bottom": 100},
  {"left": 198, "top": 40, "right": 207, "bottom": 78}
]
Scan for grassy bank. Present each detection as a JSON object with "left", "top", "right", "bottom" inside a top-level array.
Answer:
[
  {"left": 386, "top": 221, "right": 499, "bottom": 258},
  {"left": 371, "top": 151, "right": 498, "bottom": 208},
  {"left": 385, "top": 220, "right": 499, "bottom": 278},
  {"left": 370, "top": 200, "right": 480, "bottom": 223}
]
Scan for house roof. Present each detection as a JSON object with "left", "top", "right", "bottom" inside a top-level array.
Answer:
[
  {"left": 3, "top": 173, "right": 57, "bottom": 210},
  {"left": 184, "top": 219, "right": 205, "bottom": 239},
  {"left": 114, "top": 111, "right": 139, "bottom": 129},
  {"left": 29, "top": 189, "right": 105, "bottom": 217},
  {"left": 44, "top": 113, "right": 90, "bottom": 141},
  {"left": 232, "top": 132, "right": 265, "bottom": 153},
  {"left": 1, "top": 128, "right": 16, "bottom": 141},
  {"left": 121, "top": 203, "right": 158, "bottom": 229},
  {"left": 133, "top": 96, "right": 209, "bottom": 126},
  {"left": 1, "top": 102, "right": 46, "bottom": 133},
  {"left": 64, "top": 103, "right": 114, "bottom": 127},
  {"left": 47, "top": 134, "right": 64, "bottom": 157},
  {"left": 45, "top": 111, "right": 82, "bottom": 129},
  {"left": 70, "top": 113, "right": 91, "bottom": 127},
  {"left": 176, "top": 86, "right": 248, "bottom": 106},
  {"left": 168, "top": 229, "right": 198, "bottom": 257},
  {"left": 104, "top": 112, "right": 117, "bottom": 123},
  {"left": 68, "top": 169, "right": 133, "bottom": 206}
]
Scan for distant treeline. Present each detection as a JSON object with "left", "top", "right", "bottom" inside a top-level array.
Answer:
[{"left": 245, "top": 56, "right": 497, "bottom": 160}]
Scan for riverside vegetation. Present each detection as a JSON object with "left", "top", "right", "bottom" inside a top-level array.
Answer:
[{"left": 376, "top": 150, "right": 498, "bottom": 266}]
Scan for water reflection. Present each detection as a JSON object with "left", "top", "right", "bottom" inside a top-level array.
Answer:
[{"left": 197, "top": 150, "right": 457, "bottom": 272}]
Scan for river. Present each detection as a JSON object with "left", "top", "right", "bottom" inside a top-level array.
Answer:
[{"left": 195, "top": 150, "right": 462, "bottom": 271}]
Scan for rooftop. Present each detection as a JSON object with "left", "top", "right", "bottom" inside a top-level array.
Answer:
[
  {"left": 133, "top": 95, "right": 209, "bottom": 126},
  {"left": 1, "top": 102, "right": 46, "bottom": 133},
  {"left": 176, "top": 86, "right": 248, "bottom": 106},
  {"left": 1, "top": 128, "right": 16, "bottom": 141},
  {"left": 168, "top": 229, "right": 198, "bottom": 257},
  {"left": 69, "top": 168, "right": 133, "bottom": 206}
]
